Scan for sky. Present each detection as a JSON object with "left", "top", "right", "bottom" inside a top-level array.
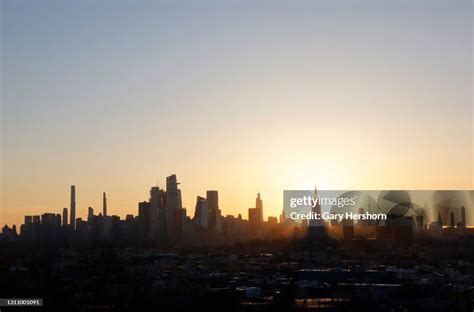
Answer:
[{"left": 1, "top": 0, "right": 473, "bottom": 227}]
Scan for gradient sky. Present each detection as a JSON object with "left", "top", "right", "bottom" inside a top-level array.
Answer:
[{"left": 1, "top": 0, "right": 473, "bottom": 227}]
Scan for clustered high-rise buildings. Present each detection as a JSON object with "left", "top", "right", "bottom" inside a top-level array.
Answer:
[
  {"left": 434, "top": 205, "right": 468, "bottom": 228},
  {"left": 5, "top": 180, "right": 473, "bottom": 245},
  {"left": 193, "top": 191, "right": 222, "bottom": 232},
  {"left": 14, "top": 174, "right": 276, "bottom": 244},
  {"left": 137, "top": 174, "right": 187, "bottom": 242}
]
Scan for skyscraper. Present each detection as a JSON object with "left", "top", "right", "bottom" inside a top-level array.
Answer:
[
  {"left": 248, "top": 208, "right": 260, "bottom": 225},
  {"left": 55, "top": 214, "right": 62, "bottom": 227},
  {"left": 308, "top": 188, "right": 327, "bottom": 239},
  {"left": 138, "top": 201, "right": 151, "bottom": 238},
  {"left": 279, "top": 210, "right": 285, "bottom": 224},
  {"left": 149, "top": 186, "right": 160, "bottom": 239},
  {"left": 165, "top": 175, "right": 184, "bottom": 241},
  {"left": 256, "top": 193, "right": 263, "bottom": 223},
  {"left": 88, "top": 207, "right": 94, "bottom": 224},
  {"left": 166, "top": 175, "right": 182, "bottom": 211},
  {"left": 70, "top": 185, "right": 76, "bottom": 230},
  {"left": 207, "top": 190, "right": 221, "bottom": 232},
  {"left": 248, "top": 193, "right": 263, "bottom": 225},
  {"left": 461, "top": 206, "right": 467, "bottom": 228},
  {"left": 103, "top": 192, "right": 107, "bottom": 217},
  {"left": 194, "top": 196, "right": 209, "bottom": 228},
  {"left": 41, "top": 213, "right": 57, "bottom": 225},
  {"left": 437, "top": 211, "right": 443, "bottom": 226},
  {"left": 62, "top": 208, "right": 68, "bottom": 227}
]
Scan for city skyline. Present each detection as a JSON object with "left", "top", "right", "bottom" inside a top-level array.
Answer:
[
  {"left": 5, "top": 175, "right": 473, "bottom": 230},
  {"left": 2, "top": 1, "right": 473, "bottom": 227},
  {"left": 3, "top": 177, "right": 472, "bottom": 247},
  {"left": 1, "top": 1, "right": 473, "bottom": 311},
  {"left": 8, "top": 176, "right": 272, "bottom": 229}
]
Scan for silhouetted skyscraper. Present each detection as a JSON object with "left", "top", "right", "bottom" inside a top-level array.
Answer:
[
  {"left": 248, "top": 208, "right": 260, "bottom": 225},
  {"left": 138, "top": 201, "right": 151, "bottom": 238},
  {"left": 62, "top": 208, "right": 68, "bottom": 227},
  {"left": 207, "top": 190, "right": 222, "bottom": 232},
  {"left": 280, "top": 210, "right": 285, "bottom": 224},
  {"left": 450, "top": 212, "right": 455, "bottom": 227},
  {"left": 256, "top": 193, "right": 263, "bottom": 223},
  {"left": 55, "top": 214, "right": 61, "bottom": 227},
  {"left": 461, "top": 206, "right": 467, "bottom": 228},
  {"left": 165, "top": 175, "right": 184, "bottom": 241},
  {"left": 149, "top": 186, "right": 160, "bottom": 239},
  {"left": 70, "top": 185, "right": 76, "bottom": 230},
  {"left": 194, "top": 196, "right": 209, "bottom": 228},
  {"left": 88, "top": 207, "right": 94, "bottom": 224},
  {"left": 249, "top": 193, "right": 263, "bottom": 225},
  {"left": 308, "top": 187, "right": 327, "bottom": 239},
  {"left": 103, "top": 192, "right": 107, "bottom": 217},
  {"left": 42, "top": 213, "right": 57, "bottom": 225}
]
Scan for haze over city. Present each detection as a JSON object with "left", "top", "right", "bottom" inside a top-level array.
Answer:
[{"left": 1, "top": 0, "right": 473, "bottom": 227}]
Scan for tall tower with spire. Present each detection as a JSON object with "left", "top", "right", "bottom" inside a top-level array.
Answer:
[
  {"left": 256, "top": 193, "right": 263, "bottom": 223},
  {"left": 308, "top": 187, "right": 328, "bottom": 240}
]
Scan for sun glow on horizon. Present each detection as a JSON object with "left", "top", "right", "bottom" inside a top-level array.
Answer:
[{"left": 1, "top": 1, "right": 472, "bottom": 227}]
